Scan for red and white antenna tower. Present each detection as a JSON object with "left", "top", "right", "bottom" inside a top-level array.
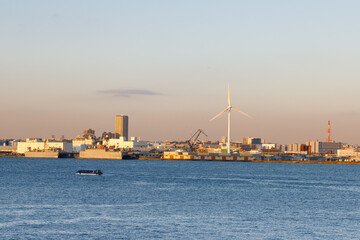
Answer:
[{"left": 327, "top": 120, "right": 331, "bottom": 142}]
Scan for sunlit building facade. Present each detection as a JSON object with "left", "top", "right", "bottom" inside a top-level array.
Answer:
[{"left": 115, "top": 115, "right": 128, "bottom": 141}]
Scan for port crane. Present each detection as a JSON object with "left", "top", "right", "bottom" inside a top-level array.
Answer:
[{"left": 186, "top": 129, "right": 207, "bottom": 151}]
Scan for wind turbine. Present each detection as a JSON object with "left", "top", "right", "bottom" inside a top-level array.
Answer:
[{"left": 210, "top": 83, "right": 252, "bottom": 154}]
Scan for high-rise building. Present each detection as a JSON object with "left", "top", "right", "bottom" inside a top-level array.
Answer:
[{"left": 115, "top": 115, "right": 128, "bottom": 140}]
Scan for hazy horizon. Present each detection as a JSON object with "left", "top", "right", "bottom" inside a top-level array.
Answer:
[{"left": 1, "top": 1, "right": 360, "bottom": 145}]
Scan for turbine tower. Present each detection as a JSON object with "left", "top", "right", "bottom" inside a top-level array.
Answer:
[{"left": 210, "top": 83, "right": 252, "bottom": 154}]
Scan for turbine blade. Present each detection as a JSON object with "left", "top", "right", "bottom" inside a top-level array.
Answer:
[
  {"left": 232, "top": 107, "right": 253, "bottom": 119},
  {"left": 227, "top": 83, "right": 231, "bottom": 106},
  {"left": 210, "top": 107, "right": 229, "bottom": 121}
]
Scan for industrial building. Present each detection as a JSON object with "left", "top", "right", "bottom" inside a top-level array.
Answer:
[
  {"left": 242, "top": 137, "right": 264, "bottom": 145},
  {"left": 337, "top": 148, "right": 360, "bottom": 158},
  {"left": 17, "top": 138, "right": 73, "bottom": 154},
  {"left": 105, "top": 137, "right": 148, "bottom": 150},
  {"left": 306, "top": 140, "right": 341, "bottom": 154},
  {"left": 261, "top": 143, "right": 278, "bottom": 150}
]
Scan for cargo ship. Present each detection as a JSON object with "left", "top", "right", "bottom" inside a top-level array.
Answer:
[
  {"left": 24, "top": 150, "right": 76, "bottom": 158},
  {"left": 25, "top": 150, "right": 60, "bottom": 158},
  {"left": 78, "top": 148, "right": 123, "bottom": 160}
]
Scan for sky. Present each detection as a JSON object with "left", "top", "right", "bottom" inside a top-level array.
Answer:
[{"left": 1, "top": 0, "right": 360, "bottom": 144}]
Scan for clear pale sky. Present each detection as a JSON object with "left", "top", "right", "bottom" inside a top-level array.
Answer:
[{"left": 1, "top": 0, "right": 360, "bottom": 144}]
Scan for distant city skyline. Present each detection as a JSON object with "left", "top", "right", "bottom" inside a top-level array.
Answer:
[{"left": 1, "top": 1, "right": 360, "bottom": 144}]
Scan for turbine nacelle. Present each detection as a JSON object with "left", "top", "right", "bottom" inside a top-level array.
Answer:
[
  {"left": 210, "top": 106, "right": 252, "bottom": 121},
  {"left": 210, "top": 83, "right": 252, "bottom": 121}
]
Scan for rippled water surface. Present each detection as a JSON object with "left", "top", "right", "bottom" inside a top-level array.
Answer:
[{"left": 1, "top": 157, "right": 360, "bottom": 239}]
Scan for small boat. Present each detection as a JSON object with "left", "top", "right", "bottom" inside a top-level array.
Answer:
[{"left": 76, "top": 169, "right": 103, "bottom": 175}]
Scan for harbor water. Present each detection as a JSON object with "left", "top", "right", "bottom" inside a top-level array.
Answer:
[{"left": 1, "top": 157, "right": 360, "bottom": 239}]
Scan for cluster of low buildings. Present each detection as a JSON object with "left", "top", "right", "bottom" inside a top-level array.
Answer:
[
  {"left": 0, "top": 129, "right": 150, "bottom": 154},
  {"left": 0, "top": 115, "right": 152, "bottom": 158},
  {"left": 0, "top": 115, "right": 359, "bottom": 162},
  {"left": 1, "top": 134, "right": 358, "bottom": 162}
]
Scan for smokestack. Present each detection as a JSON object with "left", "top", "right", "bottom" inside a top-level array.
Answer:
[{"left": 327, "top": 120, "right": 331, "bottom": 142}]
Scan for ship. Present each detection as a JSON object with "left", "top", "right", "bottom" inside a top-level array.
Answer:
[
  {"left": 24, "top": 150, "right": 76, "bottom": 158},
  {"left": 76, "top": 170, "right": 103, "bottom": 175},
  {"left": 25, "top": 150, "right": 60, "bottom": 158},
  {"left": 79, "top": 148, "right": 123, "bottom": 159},
  {"left": 78, "top": 148, "right": 138, "bottom": 160}
]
